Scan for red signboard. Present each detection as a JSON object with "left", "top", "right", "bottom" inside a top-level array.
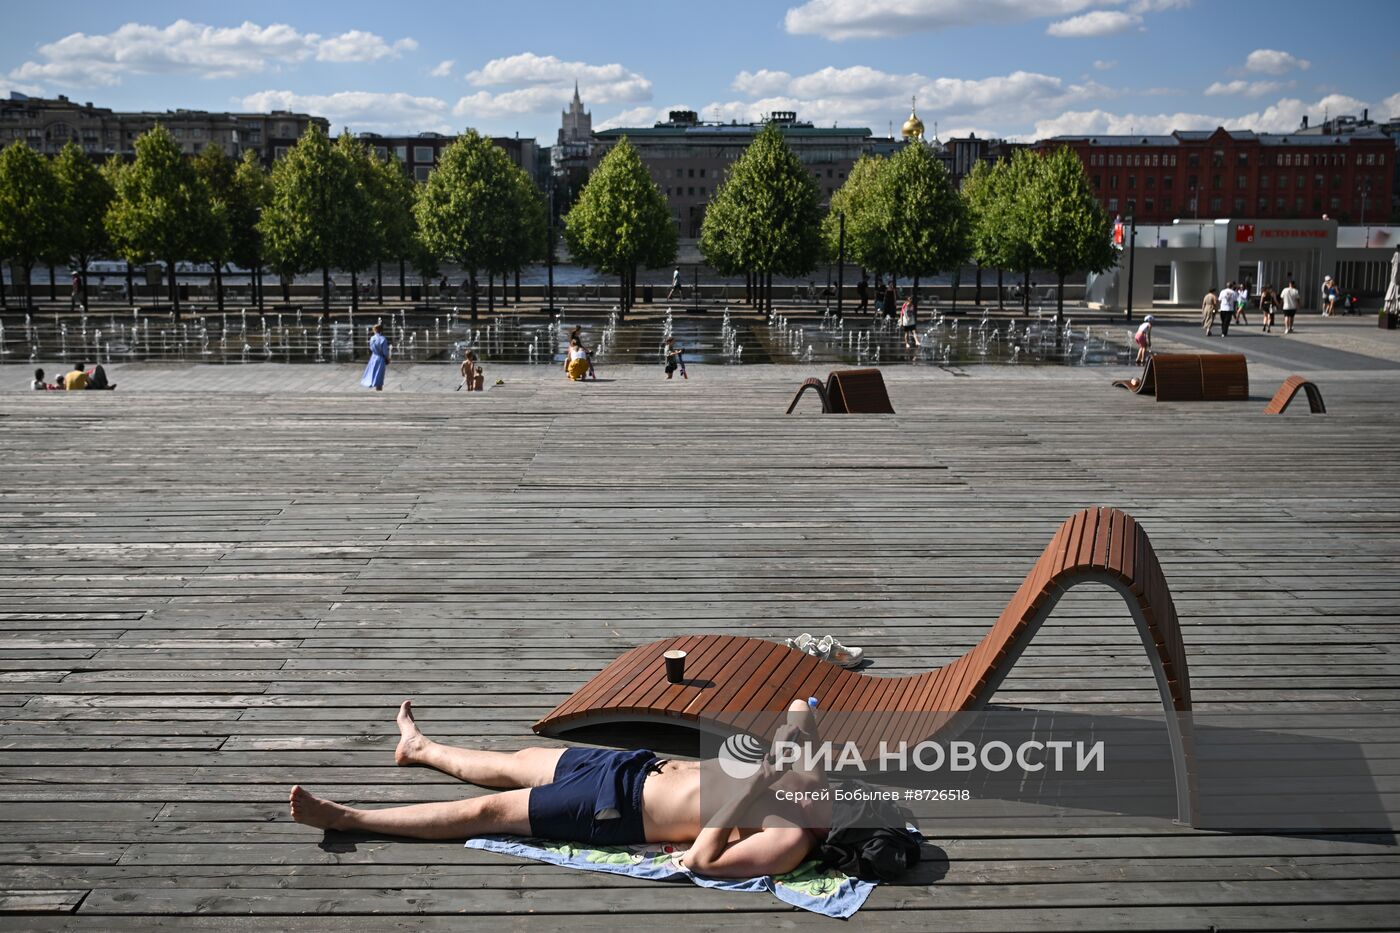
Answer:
[{"left": 1235, "top": 224, "right": 1255, "bottom": 243}]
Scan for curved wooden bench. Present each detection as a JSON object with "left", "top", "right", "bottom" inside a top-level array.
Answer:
[
  {"left": 535, "top": 506, "right": 1195, "bottom": 822},
  {"left": 787, "top": 369, "right": 895, "bottom": 414},
  {"left": 1264, "top": 375, "right": 1325, "bottom": 414},
  {"left": 1113, "top": 354, "right": 1248, "bottom": 402},
  {"left": 786, "top": 377, "right": 830, "bottom": 414}
]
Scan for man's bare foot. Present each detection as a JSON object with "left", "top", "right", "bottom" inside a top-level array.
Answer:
[
  {"left": 289, "top": 785, "right": 352, "bottom": 831},
  {"left": 395, "top": 699, "right": 430, "bottom": 766}
]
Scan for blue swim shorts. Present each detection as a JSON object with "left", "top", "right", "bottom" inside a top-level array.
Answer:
[{"left": 528, "top": 748, "right": 658, "bottom": 845}]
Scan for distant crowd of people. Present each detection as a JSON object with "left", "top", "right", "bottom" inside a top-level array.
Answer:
[
  {"left": 1201, "top": 279, "right": 1302, "bottom": 337},
  {"left": 31, "top": 363, "right": 116, "bottom": 391}
]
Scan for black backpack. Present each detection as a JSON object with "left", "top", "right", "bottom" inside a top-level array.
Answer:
[{"left": 815, "top": 780, "right": 923, "bottom": 882}]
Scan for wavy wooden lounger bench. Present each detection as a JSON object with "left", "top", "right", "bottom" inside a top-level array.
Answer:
[
  {"left": 1113, "top": 353, "right": 1248, "bottom": 402},
  {"left": 786, "top": 368, "right": 895, "bottom": 414},
  {"left": 535, "top": 506, "right": 1195, "bottom": 822},
  {"left": 1263, "top": 375, "right": 1325, "bottom": 414}
]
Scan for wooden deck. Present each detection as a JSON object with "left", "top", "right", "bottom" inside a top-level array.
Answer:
[{"left": 1, "top": 351, "right": 1398, "bottom": 930}]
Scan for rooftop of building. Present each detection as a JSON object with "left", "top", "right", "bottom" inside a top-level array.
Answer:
[
  {"left": 1045, "top": 126, "right": 1392, "bottom": 147},
  {"left": 596, "top": 109, "right": 871, "bottom": 139}
]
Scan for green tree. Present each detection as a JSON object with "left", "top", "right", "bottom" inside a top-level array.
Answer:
[
  {"left": 229, "top": 150, "right": 270, "bottom": 310},
  {"left": 700, "top": 123, "right": 822, "bottom": 313},
  {"left": 193, "top": 145, "right": 239, "bottom": 311},
  {"left": 0, "top": 140, "right": 59, "bottom": 309},
  {"left": 1025, "top": 146, "right": 1117, "bottom": 327},
  {"left": 964, "top": 150, "right": 1042, "bottom": 314},
  {"left": 260, "top": 124, "right": 350, "bottom": 312},
  {"left": 564, "top": 137, "right": 676, "bottom": 315},
  {"left": 368, "top": 153, "right": 416, "bottom": 302},
  {"left": 823, "top": 154, "right": 890, "bottom": 286},
  {"left": 104, "top": 124, "right": 212, "bottom": 313},
  {"left": 332, "top": 132, "right": 382, "bottom": 313},
  {"left": 51, "top": 141, "right": 113, "bottom": 309},
  {"left": 415, "top": 130, "right": 536, "bottom": 321},
  {"left": 871, "top": 143, "right": 967, "bottom": 299},
  {"left": 960, "top": 160, "right": 1004, "bottom": 308}
]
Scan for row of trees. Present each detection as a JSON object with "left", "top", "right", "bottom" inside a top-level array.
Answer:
[
  {"left": 564, "top": 125, "right": 1114, "bottom": 327},
  {"left": 0, "top": 124, "right": 545, "bottom": 319},
  {"left": 1, "top": 121, "right": 1115, "bottom": 326}
]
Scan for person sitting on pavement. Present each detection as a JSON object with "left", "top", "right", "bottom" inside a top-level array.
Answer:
[
  {"left": 87, "top": 364, "right": 116, "bottom": 390},
  {"left": 31, "top": 368, "right": 53, "bottom": 391},
  {"left": 63, "top": 362, "right": 90, "bottom": 391}
]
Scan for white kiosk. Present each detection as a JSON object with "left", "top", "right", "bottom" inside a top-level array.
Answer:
[{"left": 1098, "top": 219, "right": 1397, "bottom": 311}]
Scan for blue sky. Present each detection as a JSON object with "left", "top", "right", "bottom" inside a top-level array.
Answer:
[{"left": 3, "top": 0, "right": 1397, "bottom": 143}]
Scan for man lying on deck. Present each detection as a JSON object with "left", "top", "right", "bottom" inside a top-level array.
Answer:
[{"left": 289, "top": 698, "right": 831, "bottom": 879}]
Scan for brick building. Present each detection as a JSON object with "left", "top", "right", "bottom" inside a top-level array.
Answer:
[
  {"left": 0, "top": 92, "right": 326, "bottom": 169},
  {"left": 1037, "top": 127, "right": 1393, "bottom": 224}
]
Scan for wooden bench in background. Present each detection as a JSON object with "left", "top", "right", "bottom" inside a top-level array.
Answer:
[
  {"left": 1263, "top": 375, "right": 1326, "bottom": 414},
  {"left": 1113, "top": 353, "right": 1248, "bottom": 402},
  {"left": 535, "top": 506, "right": 1196, "bottom": 823},
  {"left": 787, "top": 368, "right": 895, "bottom": 414}
]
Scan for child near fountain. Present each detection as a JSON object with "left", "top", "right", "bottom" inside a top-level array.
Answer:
[
  {"left": 1134, "top": 315, "right": 1155, "bottom": 365},
  {"left": 565, "top": 337, "right": 590, "bottom": 381},
  {"left": 458, "top": 351, "right": 484, "bottom": 392},
  {"left": 664, "top": 336, "right": 687, "bottom": 379}
]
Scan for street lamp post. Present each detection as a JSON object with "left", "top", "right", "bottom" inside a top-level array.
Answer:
[
  {"left": 836, "top": 211, "right": 845, "bottom": 320},
  {"left": 1125, "top": 214, "right": 1137, "bottom": 323},
  {"left": 546, "top": 180, "right": 556, "bottom": 313}
]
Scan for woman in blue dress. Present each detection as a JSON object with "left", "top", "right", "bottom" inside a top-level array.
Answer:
[{"left": 360, "top": 323, "right": 390, "bottom": 391}]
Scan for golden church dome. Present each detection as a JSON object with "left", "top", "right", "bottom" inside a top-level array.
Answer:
[{"left": 901, "top": 96, "right": 924, "bottom": 139}]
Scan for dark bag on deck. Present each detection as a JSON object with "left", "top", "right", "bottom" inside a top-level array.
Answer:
[{"left": 815, "top": 780, "right": 923, "bottom": 882}]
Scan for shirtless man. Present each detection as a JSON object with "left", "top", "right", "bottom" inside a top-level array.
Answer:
[{"left": 290, "top": 699, "right": 831, "bottom": 879}]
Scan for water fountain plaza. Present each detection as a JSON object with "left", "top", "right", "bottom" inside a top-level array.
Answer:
[{"left": 0, "top": 303, "right": 1135, "bottom": 369}]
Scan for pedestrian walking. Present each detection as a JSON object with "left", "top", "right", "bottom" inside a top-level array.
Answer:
[
  {"left": 1321, "top": 276, "right": 1338, "bottom": 316},
  {"left": 664, "top": 335, "right": 688, "bottom": 379},
  {"left": 1217, "top": 282, "right": 1237, "bottom": 337},
  {"left": 1234, "top": 280, "right": 1249, "bottom": 326},
  {"left": 856, "top": 273, "right": 869, "bottom": 314},
  {"left": 360, "top": 323, "right": 390, "bottom": 391},
  {"left": 1259, "top": 285, "right": 1278, "bottom": 333},
  {"left": 1280, "top": 280, "right": 1301, "bottom": 334},
  {"left": 1134, "top": 315, "right": 1155, "bottom": 364},
  {"left": 665, "top": 267, "right": 683, "bottom": 301},
  {"left": 69, "top": 270, "right": 83, "bottom": 311},
  {"left": 881, "top": 282, "right": 896, "bottom": 319},
  {"left": 1201, "top": 286, "right": 1220, "bottom": 334},
  {"left": 899, "top": 296, "right": 921, "bottom": 348}
]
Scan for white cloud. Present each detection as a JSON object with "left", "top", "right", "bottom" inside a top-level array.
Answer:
[
  {"left": 1029, "top": 92, "right": 1368, "bottom": 139},
  {"left": 453, "top": 52, "right": 651, "bottom": 117},
  {"left": 430, "top": 59, "right": 455, "bottom": 78},
  {"left": 784, "top": 0, "right": 1104, "bottom": 39},
  {"left": 716, "top": 65, "right": 1110, "bottom": 133},
  {"left": 782, "top": 0, "right": 1186, "bottom": 39},
  {"left": 732, "top": 69, "right": 794, "bottom": 96},
  {"left": 1382, "top": 92, "right": 1400, "bottom": 119},
  {"left": 596, "top": 105, "right": 693, "bottom": 132},
  {"left": 1204, "top": 79, "right": 1286, "bottom": 98},
  {"left": 1243, "top": 49, "right": 1310, "bottom": 75},
  {"left": 1093, "top": 59, "right": 1118, "bottom": 71},
  {"left": 1047, "top": 11, "right": 1141, "bottom": 37},
  {"left": 8, "top": 20, "right": 415, "bottom": 87},
  {"left": 315, "top": 31, "right": 417, "bottom": 63},
  {"left": 239, "top": 90, "right": 453, "bottom": 134}
]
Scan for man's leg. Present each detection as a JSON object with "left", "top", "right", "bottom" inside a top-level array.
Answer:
[
  {"left": 394, "top": 700, "right": 564, "bottom": 788},
  {"left": 289, "top": 785, "right": 532, "bottom": 839}
]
